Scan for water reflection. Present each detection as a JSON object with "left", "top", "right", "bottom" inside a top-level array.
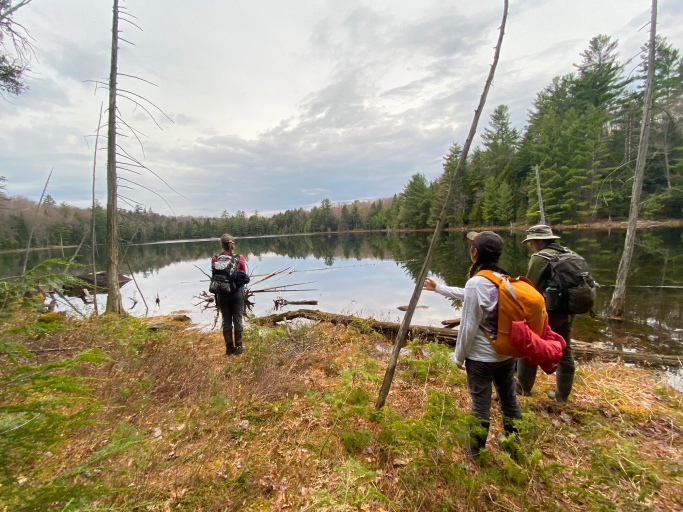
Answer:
[{"left": 2, "top": 228, "right": 682, "bottom": 355}]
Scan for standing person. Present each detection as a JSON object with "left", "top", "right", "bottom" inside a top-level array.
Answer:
[
  {"left": 211, "top": 234, "right": 247, "bottom": 356},
  {"left": 517, "top": 225, "right": 594, "bottom": 402},
  {"left": 423, "top": 231, "right": 522, "bottom": 460}
]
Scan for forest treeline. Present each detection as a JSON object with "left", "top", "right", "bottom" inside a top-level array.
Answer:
[{"left": 0, "top": 34, "right": 681, "bottom": 250}]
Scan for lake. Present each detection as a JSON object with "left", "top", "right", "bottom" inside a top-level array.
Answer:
[{"left": 3, "top": 228, "right": 683, "bottom": 356}]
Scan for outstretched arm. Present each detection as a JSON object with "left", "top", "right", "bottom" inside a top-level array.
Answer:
[{"left": 424, "top": 278, "right": 465, "bottom": 300}]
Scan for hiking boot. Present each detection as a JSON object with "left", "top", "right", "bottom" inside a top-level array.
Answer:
[
  {"left": 224, "top": 330, "right": 236, "bottom": 356},
  {"left": 234, "top": 330, "right": 244, "bottom": 356},
  {"left": 497, "top": 433, "right": 521, "bottom": 461},
  {"left": 552, "top": 366, "right": 574, "bottom": 402},
  {"left": 514, "top": 381, "right": 531, "bottom": 397},
  {"left": 465, "top": 419, "right": 489, "bottom": 462},
  {"left": 498, "top": 416, "right": 522, "bottom": 462},
  {"left": 546, "top": 389, "right": 568, "bottom": 403}
]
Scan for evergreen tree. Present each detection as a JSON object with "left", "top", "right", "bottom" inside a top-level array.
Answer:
[
  {"left": 496, "top": 181, "right": 515, "bottom": 224},
  {"left": 481, "top": 105, "right": 520, "bottom": 181},
  {"left": 399, "top": 174, "right": 434, "bottom": 229},
  {"left": 572, "top": 35, "right": 626, "bottom": 111},
  {"left": 481, "top": 177, "right": 498, "bottom": 225},
  {"left": 350, "top": 202, "right": 362, "bottom": 230},
  {"left": 339, "top": 204, "right": 352, "bottom": 231}
]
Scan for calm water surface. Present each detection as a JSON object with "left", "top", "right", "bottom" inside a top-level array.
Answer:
[{"left": 3, "top": 229, "right": 682, "bottom": 356}]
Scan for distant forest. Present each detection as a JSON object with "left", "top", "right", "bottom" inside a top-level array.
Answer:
[{"left": 1, "top": 34, "right": 681, "bottom": 250}]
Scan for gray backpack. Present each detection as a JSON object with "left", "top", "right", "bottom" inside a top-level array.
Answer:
[
  {"left": 209, "top": 254, "right": 249, "bottom": 294},
  {"left": 534, "top": 247, "right": 597, "bottom": 315}
]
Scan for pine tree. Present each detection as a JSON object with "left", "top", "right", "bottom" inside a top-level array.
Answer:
[
  {"left": 350, "top": 202, "right": 362, "bottom": 230},
  {"left": 572, "top": 35, "right": 626, "bottom": 111},
  {"left": 399, "top": 174, "right": 434, "bottom": 229},
  {"left": 339, "top": 204, "right": 352, "bottom": 231},
  {"left": 496, "top": 181, "right": 515, "bottom": 224},
  {"left": 481, "top": 176, "right": 498, "bottom": 225}
]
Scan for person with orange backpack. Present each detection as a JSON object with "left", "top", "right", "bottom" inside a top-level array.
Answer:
[{"left": 423, "top": 231, "right": 523, "bottom": 460}]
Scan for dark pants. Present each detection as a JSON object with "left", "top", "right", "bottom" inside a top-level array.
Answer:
[
  {"left": 216, "top": 289, "right": 244, "bottom": 333},
  {"left": 517, "top": 314, "right": 575, "bottom": 399},
  {"left": 466, "top": 358, "right": 522, "bottom": 422}
]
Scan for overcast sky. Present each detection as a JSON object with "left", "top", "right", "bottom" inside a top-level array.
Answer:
[{"left": 1, "top": 0, "right": 682, "bottom": 217}]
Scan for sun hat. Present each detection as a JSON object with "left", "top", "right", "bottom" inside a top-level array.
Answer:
[
  {"left": 466, "top": 231, "right": 504, "bottom": 257},
  {"left": 522, "top": 224, "right": 560, "bottom": 243}
]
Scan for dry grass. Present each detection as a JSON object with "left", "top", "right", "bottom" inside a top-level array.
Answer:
[{"left": 1, "top": 309, "right": 682, "bottom": 511}]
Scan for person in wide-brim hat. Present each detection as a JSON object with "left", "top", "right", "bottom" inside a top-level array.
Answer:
[
  {"left": 522, "top": 224, "right": 561, "bottom": 244},
  {"left": 518, "top": 224, "right": 577, "bottom": 403}
]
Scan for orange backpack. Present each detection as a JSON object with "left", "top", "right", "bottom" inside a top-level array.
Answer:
[{"left": 475, "top": 270, "right": 547, "bottom": 358}]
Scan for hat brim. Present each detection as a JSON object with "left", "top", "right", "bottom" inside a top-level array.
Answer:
[
  {"left": 522, "top": 234, "right": 561, "bottom": 243},
  {"left": 466, "top": 231, "right": 479, "bottom": 240}
]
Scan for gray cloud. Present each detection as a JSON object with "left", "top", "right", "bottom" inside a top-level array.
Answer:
[{"left": 2, "top": 0, "right": 682, "bottom": 216}]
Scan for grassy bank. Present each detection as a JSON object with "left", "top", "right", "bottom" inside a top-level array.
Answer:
[{"left": 1, "top": 310, "right": 681, "bottom": 511}]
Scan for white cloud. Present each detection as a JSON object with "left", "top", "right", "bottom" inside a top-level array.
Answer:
[{"left": 1, "top": 0, "right": 681, "bottom": 216}]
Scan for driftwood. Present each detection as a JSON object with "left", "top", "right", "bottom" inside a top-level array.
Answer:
[
  {"left": 75, "top": 271, "right": 132, "bottom": 289},
  {"left": 397, "top": 305, "right": 428, "bottom": 311},
  {"left": 273, "top": 297, "right": 318, "bottom": 311},
  {"left": 441, "top": 317, "right": 461, "bottom": 328},
  {"left": 258, "top": 309, "right": 683, "bottom": 367}
]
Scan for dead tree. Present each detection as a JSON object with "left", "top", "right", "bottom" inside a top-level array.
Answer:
[
  {"left": 105, "top": 0, "right": 121, "bottom": 313},
  {"left": 609, "top": 0, "right": 658, "bottom": 318},
  {"left": 376, "top": 0, "right": 509, "bottom": 409},
  {"left": 0, "top": 0, "right": 35, "bottom": 97},
  {"left": 93, "top": 0, "right": 177, "bottom": 314}
]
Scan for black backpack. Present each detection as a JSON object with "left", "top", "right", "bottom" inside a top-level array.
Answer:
[
  {"left": 534, "top": 247, "right": 597, "bottom": 315},
  {"left": 209, "top": 254, "right": 250, "bottom": 294}
]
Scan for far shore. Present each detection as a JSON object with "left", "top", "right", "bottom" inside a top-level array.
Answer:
[{"left": 2, "top": 218, "right": 682, "bottom": 255}]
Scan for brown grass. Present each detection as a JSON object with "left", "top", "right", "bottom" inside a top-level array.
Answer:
[{"left": 2, "top": 310, "right": 682, "bottom": 511}]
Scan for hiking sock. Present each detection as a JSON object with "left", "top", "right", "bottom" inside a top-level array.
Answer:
[
  {"left": 234, "top": 330, "right": 244, "bottom": 355},
  {"left": 224, "top": 330, "right": 235, "bottom": 356}
]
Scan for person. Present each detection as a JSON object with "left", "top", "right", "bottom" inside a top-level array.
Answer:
[
  {"left": 212, "top": 234, "right": 247, "bottom": 356},
  {"left": 517, "top": 225, "right": 576, "bottom": 402},
  {"left": 423, "top": 231, "right": 522, "bottom": 460}
]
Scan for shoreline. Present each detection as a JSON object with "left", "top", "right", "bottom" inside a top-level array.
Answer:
[{"left": 3, "top": 218, "right": 681, "bottom": 255}]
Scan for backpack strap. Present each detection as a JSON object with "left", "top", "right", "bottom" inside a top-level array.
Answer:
[
  {"left": 474, "top": 270, "right": 503, "bottom": 347},
  {"left": 532, "top": 251, "right": 554, "bottom": 261},
  {"left": 475, "top": 269, "right": 503, "bottom": 285}
]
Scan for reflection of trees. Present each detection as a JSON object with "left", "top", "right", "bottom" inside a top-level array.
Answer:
[{"left": 2, "top": 229, "right": 682, "bottom": 337}]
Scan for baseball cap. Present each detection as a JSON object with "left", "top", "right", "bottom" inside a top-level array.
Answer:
[{"left": 466, "top": 231, "right": 504, "bottom": 257}]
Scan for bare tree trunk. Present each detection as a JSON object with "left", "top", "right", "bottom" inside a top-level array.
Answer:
[
  {"left": 663, "top": 121, "right": 671, "bottom": 189},
  {"left": 534, "top": 164, "right": 546, "bottom": 224},
  {"left": 92, "top": 103, "right": 103, "bottom": 315},
  {"left": 105, "top": 0, "right": 121, "bottom": 314},
  {"left": 22, "top": 168, "right": 53, "bottom": 274},
  {"left": 609, "top": 0, "right": 657, "bottom": 318},
  {"left": 376, "top": 0, "right": 509, "bottom": 410}
]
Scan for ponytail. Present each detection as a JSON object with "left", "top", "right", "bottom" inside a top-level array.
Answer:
[
  {"left": 467, "top": 242, "right": 507, "bottom": 278},
  {"left": 222, "top": 240, "right": 235, "bottom": 254}
]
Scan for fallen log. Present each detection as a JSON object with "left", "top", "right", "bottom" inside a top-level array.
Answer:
[
  {"left": 257, "top": 309, "right": 683, "bottom": 367},
  {"left": 258, "top": 309, "right": 460, "bottom": 344}
]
